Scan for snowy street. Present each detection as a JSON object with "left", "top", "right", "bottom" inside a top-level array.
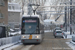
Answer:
[
  {"left": 1, "top": 0, "right": 75, "bottom": 50},
  {"left": 1, "top": 31, "right": 74, "bottom": 50}
]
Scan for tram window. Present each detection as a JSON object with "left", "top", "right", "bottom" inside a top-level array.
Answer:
[
  {"left": 25, "top": 23, "right": 38, "bottom": 34},
  {"left": 22, "top": 20, "right": 39, "bottom": 34}
]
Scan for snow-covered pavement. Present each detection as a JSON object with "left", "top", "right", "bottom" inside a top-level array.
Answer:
[
  {"left": 66, "top": 42, "right": 75, "bottom": 50},
  {"left": 4, "top": 43, "right": 34, "bottom": 50},
  {"left": 44, "top": 30, "right": 53, "bottom": 32},
  {"left": 63, "top": 31, "right": 75, "bottom": 39},
  {"left": 4, "top": 43, "right": 22, "bottom": 50},
  {"left": 0, "top": 41, "right": 34, "bottom": 50},
  {"left": 63, "top": 31, "right": 75, "bottom": 50},
  {"left": 0, "top": 41, "right": 21, "bottom": 50}
]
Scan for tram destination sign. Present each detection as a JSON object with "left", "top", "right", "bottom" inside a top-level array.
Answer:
[{"left": 23, "top": 20, "right": 36, "bottom": 23}]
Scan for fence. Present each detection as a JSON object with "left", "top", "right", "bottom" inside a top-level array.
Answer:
[{"left": 0, "top": 35, "right": 21, "bottom": 46}]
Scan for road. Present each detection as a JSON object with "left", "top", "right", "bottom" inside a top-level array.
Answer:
[
  {"left": 30, "top": 32, "right": 72, "bottom": 50},
  {"left": 12, "top": 32, "right": 72, "bottom": 50}
]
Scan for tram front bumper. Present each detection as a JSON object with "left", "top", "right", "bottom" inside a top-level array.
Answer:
[{"left": 21, "top": 39, "right": 41, "bottom": 43}]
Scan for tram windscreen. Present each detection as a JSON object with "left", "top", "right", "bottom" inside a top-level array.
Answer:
[{"left": 22, "top": 20, "right": 39, "bottom": 34}]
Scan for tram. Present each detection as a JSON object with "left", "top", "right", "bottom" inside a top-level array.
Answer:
[{"left": 21, "top": 15, "right": 44, "bottom": 44}]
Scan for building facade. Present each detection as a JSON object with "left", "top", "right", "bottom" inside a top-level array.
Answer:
[
  {"left": 8, "top": 3, "right": 21, "bottom": 28},
  {"left": 0, "top": 0, "right": 8, "bottom": 25}
]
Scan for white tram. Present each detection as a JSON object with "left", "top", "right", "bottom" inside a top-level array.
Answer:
[{"left": 21, "top": 15, "right": 44, "bottom": 44}]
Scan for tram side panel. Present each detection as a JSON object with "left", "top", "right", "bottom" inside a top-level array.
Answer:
[{"left": 39, "top": 23, "right": 44, "bottom": 40}]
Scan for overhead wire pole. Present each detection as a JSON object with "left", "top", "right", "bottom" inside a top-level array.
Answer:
[
  {"left": 68, "top": 6, "right": 70, "bottom": 26},
  {"left": 65, "top": 6, "right": 67, "bottom": 31},
  {"left": 70, "top": 0, "right": 72, "bottom": 35}
]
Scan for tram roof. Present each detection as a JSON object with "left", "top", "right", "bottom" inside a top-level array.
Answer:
[
  {"left": 22, "top": 15, "right": 39, "bottom": 18},
  {"left": 22, "top": 15, "right": 44, "bottom": 25}
]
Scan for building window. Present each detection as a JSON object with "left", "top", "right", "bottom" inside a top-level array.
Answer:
[
  {"left": 12, "top": 6, "right": 14, "bottom": 10},
  {"left": 0, "top": 13, "right": 3, "bottom": 18},
  {"left": 0, "top": 0, "right": 5, "bottom": 6},
  {"left": 8, "top": 6, "right": 11, "bottom": 10}
]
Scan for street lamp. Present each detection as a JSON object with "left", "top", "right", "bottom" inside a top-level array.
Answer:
[{"left": 29, "top": 4, "right": 40, "bottom": 15}]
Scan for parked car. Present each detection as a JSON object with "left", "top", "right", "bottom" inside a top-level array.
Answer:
[
  {"left": 53, "top": 27, "right": 61, "bottom": 35},
  {"left": 14, "top": 28, "right": 21, "bottom": 35},
  {"left": 9, "top": 28, "right": 21, "bottom": 36},
  {"left": 54, "top": 27, "right": 61, "bottom": 30},
  {"left": 54, "top": 30, "right": 63, "bottom": 38},
  {"left": 9, "top": 29, "right": 16, "bottom": 36}
]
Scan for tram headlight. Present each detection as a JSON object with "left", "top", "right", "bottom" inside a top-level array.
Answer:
[
  {"left": 23, "top": 36, "right": 25, "bottom": 38},
  {"left": 36, "top": 36, "right": 39, "bottom": 38}
]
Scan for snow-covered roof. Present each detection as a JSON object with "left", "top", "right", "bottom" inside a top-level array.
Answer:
[
  {"left": 44, "top": 19, "right": 55, "bottom": 22},
  {"left": 53, "top": 21, "right": 64, "bottom": 25},
  {"left": 8, "top": 10, "right": 21, "bottom": 12},
  {"left": 22, "top": 15, "right": 44, "bottom": 25},
  {"left": 23, "top": 15, "right": 39, "bottom": 18},
  {"left": 8, "top": 3, "right": 21, "bottom": 12},
  {"left": 8, "top": 3, "right": 19, "bottom": 5},
  {"left": 56, "top": 30, "right": 62, "bottom": 31},
  {"left": 10, "top": 29, "right": 14, "bottom": 31}
]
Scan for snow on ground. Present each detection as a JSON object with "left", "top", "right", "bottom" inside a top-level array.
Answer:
[
  {"left": 65, "top": 31, "right": 75, "bottom": 50},
  {"left": 0, "top": 41, "right": 20, "bottom": 50},
  {"left": 70, "top": 41, "right": 75, "bottom": 45},
  {"left": 63, "top": 31, "right": 75, "bottom": 39},
  {"left": 0, "top": 40, "right": 34, "bottom": 50},
  {"left": 63, "top": 34, "right": 74, "bottom": 39},
  {"left": 44, "top": 19, "right": 55, "bottom": 22},
  {"left": 4, "top": 43, "right": 34, "bottom": 50},
  {"left": 5, "top": 43, "right": 22, "bottom": 50},
  {"left": 66, "top": 42, "right": 75, "bottom": 50},
  {"left": 44, "top": 30, "right": 53, "bottom": 32},
  {"left": 67, "top": 35, "right": 74, "bottom": 38},
  {"left": 64, "top": 31, "right": 70, "bottom": 35}
]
